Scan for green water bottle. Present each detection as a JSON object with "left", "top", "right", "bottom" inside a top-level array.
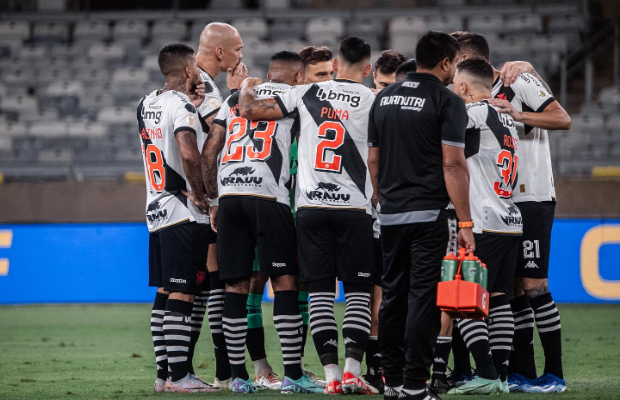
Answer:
[
  {"left": 441, "top": 253, "right": 459, "bottom": 281},
  {"left": 480, "top": 263, "right": 488, "bottom": 290},
  {"left": 461, "top": 253, "right": 480, "bottom": 283}
]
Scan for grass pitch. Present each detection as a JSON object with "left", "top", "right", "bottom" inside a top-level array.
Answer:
[{"left": 0, "top": 304, "right": 619, "bottom": 399}]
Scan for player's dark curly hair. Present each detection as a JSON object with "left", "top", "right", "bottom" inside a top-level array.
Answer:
[
  {"left": 339, "top": 36, "right": 372, "bottom": 66},
  {"left": 299, "top": 46, "right": 333, "bottom": 65},
  {"left": 158, "top": 43, "right": 195, "bottom": 76},
  {"left": 271, "top": 50, "right": 304, "bottom": 65},
  {"left": 415, "top": 30, "right": 459, "bottom": 70},
  {"left": 456, "top": 57, "right": 494, "bottom": 88},
  {"left": 374, "top": 50, "right": 407, "bottom": 75},
  {"left": 455, "top": 33, "right": 490, "bottom": 62},
  {"left": 395, "top": 58, "right": 417, "bottom": 81}
]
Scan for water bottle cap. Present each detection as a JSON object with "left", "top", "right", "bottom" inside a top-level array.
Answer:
[
  {"left": 464, "top": 252, "right": 477, "bottom": 261},
  {"left": 444, "top": 252, "right": 459, "bottom": 261},
  {"left": 481, "top": 263, "right": 487, "bottom": 269}
]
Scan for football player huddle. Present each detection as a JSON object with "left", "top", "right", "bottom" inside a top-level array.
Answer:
[{"left": 138, "top": 21, "right": 570, "bottom": 399}]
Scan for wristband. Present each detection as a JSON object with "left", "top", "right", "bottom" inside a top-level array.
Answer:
[
  {"left": 208, "top": 198, "right": 219, "bottom": 207},
  {"left": 458, "top": 220, "right": 474, "bottom": 229},
  {"left": 230, "top": 89, "right": 240, "bottom": 94}
]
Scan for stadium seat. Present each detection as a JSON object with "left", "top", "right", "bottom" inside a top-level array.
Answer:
[
  {"left": 347, "top": 16, "right": 384, "bottom": 38},
  {"left": 19, "top": 108, "right": 60, "bottom": 124},
  {"left": 111, "top": 68, "right": 149, "bottom": 87},
  {"left": 426, "top": 14, "right": 463, "bottom": 33},
  {"left": 36, "top": 68, "right": 73, "bottom": 84},
  {"left": 32, "top": 21, "right": 70, "bottom": 44},
  {"left": 0, "top": 21, "right": 30, "bottom": 41},
  {"left": 505, "top": 14, "right": 542, "bottom": 35},
  {"left": 50, "top": 43, "right": 89, "bottom": 58},
  {"left": 548, "top": 14, "right": 584, "bottom": 45},
  {"left": 389, "top": 35, "right": 419, "bottom": 57},
  {"left": 570, "top": 114, "right": 605, "bottom": 133},
  {"left": 467, "top": 14, "right": 504, "bottom": 34},
  {"left": 30, "top": 121, "right": 68, "bottom": 138},
  {"left": 0, "top": 121, "right": 28, "bottom": 138},
  {"left": 270, "top": 18, "right": 305, "bottom": 41},
  {"left": 580, "top": 102, "right": 617, "bottom": 116},
  {"left": 76, "top": 68, "right": 110, "bottom": 85},
  {"left": 151, "top": 19, "right": 188, "bottom": 42},
  {"left": 37, "top": 147, "right": 73, "bottom": 163},
  {"left": 68, "top": 122, "right": 108, "bottom": 138},
  {"left": 97, "top": 106, "right": 135, "bottom": 125},
  {"left": 388, "top": 16, "right": 426, "bottom": 37},
  {"left": 231, "top": 18, "right": 269, "bottom": 40},
  {"left": 599, "top": 86, "right": 620, "bottom": 104},
  {"left": 271, "top": 40, "right": 307, "bottom": 54},
  {"left": 0, "top": 137, "right": 12, "bottom": 151},
  {"left": 0, "top": 95, "right": 38, "bottom": 113},
  {"left": 79, "top": 92, "right": 115, "bottom": 111},
  {"left": 306, "top": 17, "right": 345, "bottom": 43},
  {"left": 73, "top": 20, "right": 110, "bottom": 42},
  {"left": 19, "top": 45, "right": 48, "bottom": 60},
  {"left": 88, "top": 43, "right": 126, "bottom": 61},
  {"left": 1, "top": 69, "right": 34, "bottom": 86},
  {"left": 112, "top": 19, "right": 149, "bottom": 42},
  {"left": 605, "top": 114, "right": 620, "bottom": 131}
]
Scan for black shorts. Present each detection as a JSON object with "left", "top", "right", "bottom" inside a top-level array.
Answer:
[
  {"left": 474, "top": 233, "right": 520, "bottom": 294},
  {"left": 217, "top": 196, "right": 298, "bottom": 281},
  {"left": 373, "top": 238, "right": 383, "bottom": 287},
  {"left": 515, "top": 201, "right": 555, "bottom": 279},
  {"left": 297, "top": 208, "right": 374, "bottom": 285},
  {"left": 149, "top": 222, "right": 213, "bottom": 294}
]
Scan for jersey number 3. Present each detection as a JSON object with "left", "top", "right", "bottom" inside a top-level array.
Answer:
[
  {"left": 222, "top": 117, "right": 276, "bottom": 164},
  {"left": 494, "top": 149, "right": 518, "bottom": 198},
  {"left": 315, "top": 121, "right": 345, "bottom": 172},
  {"left": 142, "top": 143, "right": 165, "bottom": 192}
]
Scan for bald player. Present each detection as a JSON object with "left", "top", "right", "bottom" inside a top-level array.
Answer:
[
  {"left": 299, "top": 46, "right": 334, "bottom": 83},
  {"left": 192, "top": 22, "right": 248, "bottom": 390}
]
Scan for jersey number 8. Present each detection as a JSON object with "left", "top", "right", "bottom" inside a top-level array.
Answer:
[
  {"left": 222, "top": 117, "right": 276, "bottom": 164},
  {"left": 142, "top": 143, "right": 165, "bottom": 192}
]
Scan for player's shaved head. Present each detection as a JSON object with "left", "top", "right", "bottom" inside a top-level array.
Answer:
[
  {"left": 158, "top": 43, "right": 195, "bottom": 77},
  {"left": 198, "top": 22, "right": 241, "bottom": 52},
  {"left": 456, "top": 57, "right": 494, "bottom": 90},
  {"left": 268, "top": 51, "right": 305, "bottom": 86}
]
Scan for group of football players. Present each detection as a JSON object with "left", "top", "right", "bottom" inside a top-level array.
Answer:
[{"left": 138, "top": 20, "right": 571, "bottom": 399}]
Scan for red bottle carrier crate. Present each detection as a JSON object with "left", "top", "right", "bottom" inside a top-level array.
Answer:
[{"left": 437, "top": 248, "right": 489, "bottom": 319}]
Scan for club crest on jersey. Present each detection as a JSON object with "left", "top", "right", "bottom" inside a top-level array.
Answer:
[
  {"left": 220, "top": 167, "right": 263, "bottom": 187},
  {"left": 316, "top": 88, "right": 361, "bottom": 108},
  {"left": 306, "top": 182, "right": 350, "bottom": 203},
  {"left": 146, "top": 201, "right": 168, "bottom": 223}
]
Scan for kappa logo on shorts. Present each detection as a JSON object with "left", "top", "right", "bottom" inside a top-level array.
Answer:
[
  {"left": 169, "top": 277, "right": 187, "bottom": 283},
  {"left": 525, "top": 261, "right": 539, "bottom": 269},
  {"left": 357, "top": 272, "right": 370, "bottom": 278},
  {"left": 272, "top": 262, "right": 287, "bottom": 268},
  {"left": 220, "top": 167, "right": 263, "bottom": 187}
]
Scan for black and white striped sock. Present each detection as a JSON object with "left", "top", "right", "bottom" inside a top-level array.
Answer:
[
  {"left": 223, "top": 292, "right": 250, "bottom": 381},
  {"left": 457, "top": 318, "right": 498, "bottom": 380},
  {"left": 274, "top": 290, "right": 304, "bottom": 380},
  {"left": 208, "top": 271, "right": 231, "bottom": 381},
  {"left": 530, "top": 292, "right": 563, "bottom": 378},
  {"left": 164, "top": 299, "right": 193, "bottom": 382},
  {"left": 308, "top": 286, "right": 339, "bottom": 366},
  {"left": 187, "top": 290, "right": 209, "bottom": 375},
  {"left": 488, "top": 295, "right": 514, "bottom": 381},
  {"left": 342, "top": 283, "right": 372, "bottom": 364},
  {"left": 151, "top": 292, "right": 168, "bottom": 381},
  {"left": 510, "top": 295, "right": 537, "bottom": 378}
]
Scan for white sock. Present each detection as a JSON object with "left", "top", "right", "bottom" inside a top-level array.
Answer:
[
  {"left": 402, "top": 388, "right": 426, "bottom": 396},
  {"left": 344, "top": 357, "right": 361, "bottom": 376},
  {"left": 253, "top": 357, "right": 272, "bottom": 378},
  {"left": 324, "top": 363, "right": 343, "bottom": 383}
]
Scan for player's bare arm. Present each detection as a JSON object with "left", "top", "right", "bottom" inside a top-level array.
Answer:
[
  {"left": 488, "top": 98, "right": 571, "bottom": 131},
  {"left": 368, "top": 147, "right": 380, "bottom": 208},
  {"left": 442, "top": 144, "right": 475, "bottom": 253},
  {"left": 176, "top": 130, "right": 207, "bottom": 212},
  {"left": 238, "top": 77, "right": 285, "bottom": 121},
  {"left": 500, "top": 61, "right": 554, "bottom": 94},
  {"left": 202, "top": 123, "right": 226, "bottom": 201}
]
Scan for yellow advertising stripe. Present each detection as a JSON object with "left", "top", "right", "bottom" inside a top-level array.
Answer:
[
  {"left": 0, "top": 260, "right": 7, "bottom": 276},
  {"left": 581, "top": 225, "right": 620, "bottom": 300},
  {"left": 0, "top": 230, "right": 13, "bottom": 247}
]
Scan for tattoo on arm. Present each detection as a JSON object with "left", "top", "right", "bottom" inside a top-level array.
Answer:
[
  {"left": 524, "top": 281, "right": 549, "bottom": 298},
  {"left": 176, "top": 131, "right": 204, "bottom": 196},
  {"left": 202, "top": 123, "right": 226, "bottom": 200},
  {"left": 240, "top": 85, "right": 283, "bottom": 120}
]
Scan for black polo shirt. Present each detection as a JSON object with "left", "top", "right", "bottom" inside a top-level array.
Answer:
[{"left": 368, "top": 72, "right": 468, "bottom": 225}]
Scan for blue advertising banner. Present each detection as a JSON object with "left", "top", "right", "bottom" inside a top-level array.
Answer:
[{"left": 0, "top": 220, "right": 619, "bottom": 304}]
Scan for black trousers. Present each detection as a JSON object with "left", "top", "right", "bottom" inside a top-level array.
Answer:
[{"left": 379, "top": 219, "right": 449, "bottom": 388}]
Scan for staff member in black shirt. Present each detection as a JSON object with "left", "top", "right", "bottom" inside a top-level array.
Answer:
[{"left": 368, "top": 31, "right": 475, "bottom": 400}]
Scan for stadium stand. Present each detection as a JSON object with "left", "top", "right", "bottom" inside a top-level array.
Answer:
[{"left": 0, "top": 0, "right": 615, "bottom": 181}]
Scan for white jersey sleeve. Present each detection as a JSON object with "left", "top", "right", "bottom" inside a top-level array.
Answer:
[
  {"left": 274, "top": 84, "right": 312, "bottom": 116},
  {"left": 511, "top": 73, "right": 555, "bottom": 113},
  {"left": 197, "top": 68, "right": 224, "bottom": 119}
]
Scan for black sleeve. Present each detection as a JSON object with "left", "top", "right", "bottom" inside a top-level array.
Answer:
[
  {"left": 367, "top": 99, "right": 379, "bottom": 147},
  {"left": 440, "top": 93, "right": 467, "bottom": 148}
]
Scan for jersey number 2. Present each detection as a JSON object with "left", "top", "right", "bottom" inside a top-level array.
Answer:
[
  {"left": 494, "top": 149, "right": 518, "bottom": 198},
  {"left": 142, "top": 144, "right": 165, "bottom": 192},
  {"left": 315, "top": 121, "right": 345, "bottom": 172},
  {"left": 222, "top": 117, "right": 277, "bottom": 164}
]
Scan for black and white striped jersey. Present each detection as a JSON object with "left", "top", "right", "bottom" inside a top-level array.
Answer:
[
  {"left": 465, "top": 100, "right": 522, "bottom": 235},
  {"left": 492, "top": 73, "right": 556, "bottom": 203},
  {"left": 197, "top": 68, "right": 224, "bottom": 123},
  {"left": 213, "top": 82, "right": 296, "bottom": 205},
  {"left": 137, "top": 89, "right": 208, "bottom": 232},
  {"left": 275, "top": 79, "right": 375, "bottom": 214}
]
